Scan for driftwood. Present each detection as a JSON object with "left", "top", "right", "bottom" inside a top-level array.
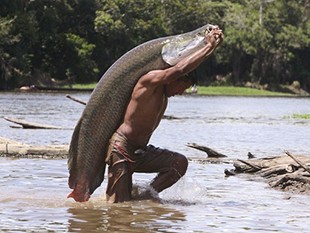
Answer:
[
  {"left": 226, "top": 151, "right": 310, "bottom": 195},
  {"left": 162, "top": 115, "right": 180, "bottom": 120},
  {"left": 3, "top": 117, "right": 63, "bottom": 129},
  {"left": 0, "top": 137, "right": 68, "bottom": 158},
  {"left": 187, "top": 143, "right": 227, "bottom": 158},
  {"left": 66, "top": 95, "right": 86, "bottom": 105},
  {"left": 285, "top": 150, "right": 310, "bottom": 174}
]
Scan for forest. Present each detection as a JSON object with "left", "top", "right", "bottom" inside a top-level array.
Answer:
[{"left": 0, "top": 0, "right": 309, "bottom": 92}]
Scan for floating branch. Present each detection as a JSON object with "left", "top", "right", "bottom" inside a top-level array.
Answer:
[
  {"left": 4, "top": 117, "right": 63, "bottom": 129},
  {"left": 66, "top": 95, "right": 87, "bottom": 105},
  {"left": 187, "top": 143, "right": 227, "bottom": 158}
]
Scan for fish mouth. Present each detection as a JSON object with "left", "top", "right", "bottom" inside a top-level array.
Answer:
[{"left": 205, "top": 24, "right": 222, "bottom": 38}]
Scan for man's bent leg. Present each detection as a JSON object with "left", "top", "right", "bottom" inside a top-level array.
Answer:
[
  {"left": 106, "top": 153, "right": 133, "bottom": 203},
  {"left": 150, "top": 151, "right": 188, "bottom": 192},
  {"left": 134, "top": 146, "right": 188, "bottom": 193}
]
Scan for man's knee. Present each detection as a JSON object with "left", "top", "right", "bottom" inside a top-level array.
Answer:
[{"left": 172, "top": 153, "right": 188, "bottom": 177}]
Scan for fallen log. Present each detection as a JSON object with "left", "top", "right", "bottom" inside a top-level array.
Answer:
[
  {"left": 226, "top": 151, "right": 310, "bottom": 195},
  {"left": 0, "top": 137, "right": 68, "bottom": 158},
  {"left": 3, "top": 117, "right": 63, "bottom": 129},
  {"left": 285, "top": 150, "right": 310, "bottom": 174},
  {"left": 187, "top": 143, "right": 227, "bottom": 158}
]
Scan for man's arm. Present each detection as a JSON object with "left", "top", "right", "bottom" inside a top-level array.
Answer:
[{"left": 140, "top": 27, "right": 223, "bottom": 86}]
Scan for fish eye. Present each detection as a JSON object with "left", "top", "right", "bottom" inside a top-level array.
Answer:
[{"left": 207, "top": 25, "right": 213, "bottom": 33}]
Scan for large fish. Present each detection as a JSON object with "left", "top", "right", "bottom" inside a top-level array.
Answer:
[{"left": 68, "top": 24, "right": 217, "bottom": 202}]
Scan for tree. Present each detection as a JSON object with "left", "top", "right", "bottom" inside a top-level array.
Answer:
[
  {"left": 0, "top": 17, "right": 20, "bottom": 89},
  {"left": 222, "top": 0, "right": 261, "bottom": 85},
  {"left": 26, "top": 0, "right": 99, "bottom": 83},
  {"left": 220, "top": 0, "right": 310, "bottom": 91},
  {"left": 94, "top": 0, "right": 167, "bottom": 73}
]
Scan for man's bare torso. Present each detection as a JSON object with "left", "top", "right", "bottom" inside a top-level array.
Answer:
[{"left": 117, "top": 83, "right": 168, "bottom": 147}]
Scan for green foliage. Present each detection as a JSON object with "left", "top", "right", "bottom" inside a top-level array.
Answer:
[
  {"left": 223, "top": 1, "right": 260, "bottom": 54},
  {"left": 65, "top": 33, "right": 98, "bottom": 83},
  {"left": 292, "top": 114, "right": 310, "bottom": 120},
  {"left": 66, "top": 34, "right": 95, "bottom": 57},
  {"left": 94, "top": 0, "right": 166, "bottom": 71},
  {"left": 0, "top": 17, "right": 20, "bottom": 89},
  {"left": 220, "top": 0, "right": 310, "bottom": 88}
]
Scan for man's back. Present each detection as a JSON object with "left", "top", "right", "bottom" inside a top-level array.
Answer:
[{"left": 117, "top": 79, "right": 168, "bottom": 147}]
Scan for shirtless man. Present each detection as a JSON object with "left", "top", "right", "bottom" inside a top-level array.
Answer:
[{"left": 105, "top": 26, "right": 223, "bottom": 203}]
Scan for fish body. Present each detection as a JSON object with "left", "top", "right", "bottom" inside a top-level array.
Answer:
[{"left": 68, "top": 24, "right": 214, "bottom": 202}]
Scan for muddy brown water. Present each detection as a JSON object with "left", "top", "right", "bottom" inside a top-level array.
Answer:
[{"left": 1, "top": 92, "right": 310, "bottom": 232}]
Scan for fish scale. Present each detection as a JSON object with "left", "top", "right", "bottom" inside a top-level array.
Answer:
[{"left": 68, "top": 24, "right": 213, "bottom": 202}]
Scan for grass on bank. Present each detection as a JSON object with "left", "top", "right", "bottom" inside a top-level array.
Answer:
[
  {"left": 69, "top": 83, "right": 293, "bottom": 97},
  {"left": 196, "top": 86, "right": 292, "bottom": 96},
  {"left": 292, "top": 114, "right": 310, "bottom": 119},
  {"left": 69, "top": 83, "right": 97, "bottom": 89}
]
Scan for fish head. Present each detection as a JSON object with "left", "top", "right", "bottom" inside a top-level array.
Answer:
[{"left": 162, "top": 24, "right": 219, "bottom": 66}]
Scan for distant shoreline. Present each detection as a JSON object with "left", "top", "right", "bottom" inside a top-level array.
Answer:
[{"left": 5, "top": 84, "right": 308, "bottom": 97}]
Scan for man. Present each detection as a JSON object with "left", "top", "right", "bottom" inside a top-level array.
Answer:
[{"left": 105, "top": 26, "right": 223, "bottom": 203}]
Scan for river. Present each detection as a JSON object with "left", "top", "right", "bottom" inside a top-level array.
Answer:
[{"left": 0, "top": 92, "right": 310, "bottom": 232}]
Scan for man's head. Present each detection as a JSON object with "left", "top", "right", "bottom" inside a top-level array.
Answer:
[{"left": 165, "top": 75, "right": 195, "bottom": 97}]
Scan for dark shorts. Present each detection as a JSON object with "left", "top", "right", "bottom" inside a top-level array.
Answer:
[
  {"left": 106, "top": 132, "right": 179, "bottom": 172},
  {"left": 105, "top": 132, "right": 186, "bottom": 202}
]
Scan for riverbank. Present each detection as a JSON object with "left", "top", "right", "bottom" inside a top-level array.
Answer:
[
  {"left": 67, "top": 83, "right": 300, "bottom": 96},
  {"left": 13, "top": 84, "right": 309, "bottom": 97},
  {"left": 195, "top": 86, "right": 294, "bottom": 96},
  {"left": 69, "top": 83, "right": 310, "bottom": 96}
]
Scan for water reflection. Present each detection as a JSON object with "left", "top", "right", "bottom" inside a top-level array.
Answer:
[{"left": 67, "top": 201, "right": 186, "bottom": 233}]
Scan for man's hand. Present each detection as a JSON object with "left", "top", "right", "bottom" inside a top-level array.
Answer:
[{"left": 205, "top": 25, "right": 223, "bottom": 48}]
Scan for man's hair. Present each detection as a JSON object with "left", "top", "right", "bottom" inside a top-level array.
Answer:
[{"left": 178, "top": 73, "right": 197, "bottom": 85}]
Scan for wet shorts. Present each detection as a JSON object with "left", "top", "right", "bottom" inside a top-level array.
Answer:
[{"left": 105, "top": 132, "right": 186, "bottom": 202}]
